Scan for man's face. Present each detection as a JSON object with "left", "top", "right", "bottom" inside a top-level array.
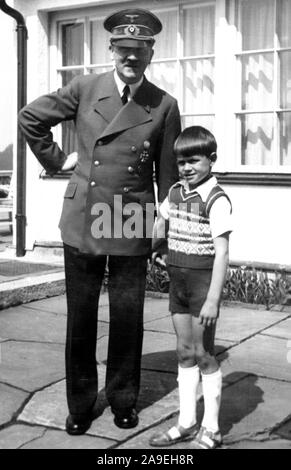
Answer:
[{"left": 111, "top": 44, "right": 154, "bottom": 84}]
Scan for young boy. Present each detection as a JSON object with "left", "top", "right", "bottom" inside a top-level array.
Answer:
[{"left": 149, "top": 126, "right": 232, "bottom": 449}]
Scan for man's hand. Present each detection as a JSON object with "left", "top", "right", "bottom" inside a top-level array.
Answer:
[
  {"left": 61, "top": 152, "right": 78, "bottom": 171},
  {"left": 199, "top": 299, "right": 219, "bottom": 328},
  {"left": 152, "top": 252, "right": 168, "bottom": 269}
]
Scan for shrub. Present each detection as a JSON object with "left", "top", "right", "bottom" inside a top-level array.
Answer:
[{"left": 145, "top": 263, "right": 291, "bottom": 308}]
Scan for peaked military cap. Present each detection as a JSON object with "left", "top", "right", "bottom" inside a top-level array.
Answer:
[{"left": 104, "top": 8, "right": 162, "bottom": 48}]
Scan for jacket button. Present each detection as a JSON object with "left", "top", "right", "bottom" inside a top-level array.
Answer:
[
  {"left": 90, "top": 181, "right": 96, "bottom": 187},
  {"left": 143, "top": 140, "right": 150, "bottom": 149},
  {"left": 94, "top": 160, "right": 100, "bottom": 166},
  {"left": 131, "top": 146, "right": 137, "bottom": 152},
  {"left": 123, "top": 187, "right": 129, "bottom": 193},
  {"left": 128, "top": 166, "right": 134, "bottom": 173},
  {"left": 97, "top": 140, "right": 103, "bottom": 146}
]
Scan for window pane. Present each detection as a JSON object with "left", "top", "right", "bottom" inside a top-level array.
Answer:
[
  {"left": 277, "top": 0, "right": 291, "bottom": 48},
  {"left": 61, "top": 69, "right": 83, "bottom": 86},
  {"left": 239, "top": 0, "right": 274, "bottom": 50},
  {"left": 152, "top": 10, "right": 177, "bottom": 59},
  {"left": 90, "top": 19, "right": 111, "bottom": 64},
  {"left": 61, "top": 70, "right": 83, "bottom": 155},
  {"left": 62, "top": 23, "right": 84, "bottom": 66},
  {"left": 241, "top": 53, "right": 273, "bottom": 109},
  {"left": 88, "top": 66, "right": 113, "bottom": 75},
  {"left": 279, "top": 112, "right": 291, "bottom": 165},
  {"left": 146, "top": 62, "right": 177, "bottom": 97},
  {"left": 183, "top": 59, "right": 214, "bottom": 113},
  {"left": 182, "top": 115, "right": 215, "bottom": 134},
  {"left": 279, "top": 51, "right": 291, "bottom": 108},
  {"left": 240, "top": 113, "right": 274, "bottom": 165},
  {"left": 183, "top": 4, "right": 215, "bottom": 56}
]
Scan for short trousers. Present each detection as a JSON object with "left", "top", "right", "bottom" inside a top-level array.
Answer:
[{"left": 168, "top": 265, "right": 213, "bottom": 316}]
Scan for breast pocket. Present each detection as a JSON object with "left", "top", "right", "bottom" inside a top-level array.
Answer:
[{"left": 64, "top": 182, "right": 77, "bottom": 199}]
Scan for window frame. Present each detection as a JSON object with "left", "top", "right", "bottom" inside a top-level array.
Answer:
[{"left": 46, "top": 0, "right": 291, "bottom": 183}]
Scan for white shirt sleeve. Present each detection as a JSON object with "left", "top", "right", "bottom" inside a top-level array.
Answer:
[
  {"left": 159, "top": 196, "right": 170, "bottom": 220},
  {"left": 209, "top": 196, "right": 233, "bottom": 239}
]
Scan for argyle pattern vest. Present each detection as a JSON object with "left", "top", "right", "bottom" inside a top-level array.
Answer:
[{"left": 167, "top": 182, "right": 231, "bottom": 269}]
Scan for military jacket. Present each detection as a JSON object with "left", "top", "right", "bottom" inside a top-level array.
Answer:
[{"left": 18, "top": 71, "right": 181, "bottom": 255}]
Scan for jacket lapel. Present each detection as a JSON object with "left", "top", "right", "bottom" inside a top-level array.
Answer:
[
  {"left": 93, "top": 72, "right": 123, "bottom": 124},
  {"left": 96, "top": 77, "right": 153, "bottom": 140}
]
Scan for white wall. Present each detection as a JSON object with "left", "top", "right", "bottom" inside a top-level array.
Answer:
[
  {"left": 6, "top": 0, "right": 291, "bottom": 268},
  {"left": 0, "top": 7, "right": 15, "bottom": 159},
  {"left": 224, "top": 184, "right": 291, "bottom": 268}
]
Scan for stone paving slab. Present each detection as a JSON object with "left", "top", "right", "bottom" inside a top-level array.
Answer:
[
  {"left": 229, "top": 438, "right": 291, "bottom": 449},
  {"left": 22, "top": 292, "right": 108, "bottom": 316},
  {"left": 0, "top": 307, "right": 67, "bottom": 344},
  {"left": 0, "top": 424, "right": 45, "bottom": 449},
  {"left": 97, "top": 331, "right": 178, "bottom": 373},
  {"left": 260, "top": 317, "right": 291, "bottom": 340},
  {"left": 0, "top": 383, "right": 29, "bottom": 426},
  {"left": 97, "top": 297, "right": 170, "bottom": 324},
  {"left": 221, "top": 333, "right": 291, "bottom": 381},
  {"left": 0, "top": 341, "right": 65, "bottom": 391},
  {"left": 18, "top": 365, "right": 182, "bottom": 443},
  {"left": 120, "top": 375, "right": 291, "bottom": 449},
  {"left": 97, "top": 330, "right": 232, "bottom": 374},
  {"left": 220, "top": 376, "right": 291, "bottom": 441},
  {"left": 21, "top": 429, "right": 116, "bottom": 449},
  {"left": 272, "top": 416, "right": 291, "bottom": 441},
  {"left": 215, "top": 307, "right": 289, "bottom": 343},
  {"left": 22, "top": 294, "right": 67, "bottom": 315},
  {"left": 0, "top": 308, "right": 108, "bottom": 345}
]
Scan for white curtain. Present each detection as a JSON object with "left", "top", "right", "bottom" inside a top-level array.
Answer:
[
  {"left": 182, "top": 5, "right": 215, "bottom": 130},
  {"left": 239, "top": 0, "right": 291, "bottom": 166},
  {"left": 90, "top": 19, "right": 111, "bottom": 64},
  {"left": 62, "top": 23, "right": 84, "bottom": 66}
]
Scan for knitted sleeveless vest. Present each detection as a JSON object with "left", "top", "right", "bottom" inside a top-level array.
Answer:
[{"left": 167, "top": 182, "right": 230, "bottom": 269}]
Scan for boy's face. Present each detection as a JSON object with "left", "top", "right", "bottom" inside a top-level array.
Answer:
[{"left": 177, "top": 154, "right": 212, "bottom": 188}]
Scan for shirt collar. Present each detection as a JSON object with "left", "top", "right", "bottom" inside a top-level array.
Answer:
[
  {"left": 114, "top": 70, "right": 144, "bottom": 99},
  {"left": 179, "top": 175, "right": 218, "bottom": 202}
]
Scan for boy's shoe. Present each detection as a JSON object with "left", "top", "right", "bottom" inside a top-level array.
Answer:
[
  {"left": 189, "top": 426, "right": 222, "bottom": 449},
  {"left": 149, "top": 423, "right": 199, "bottom": 447}
]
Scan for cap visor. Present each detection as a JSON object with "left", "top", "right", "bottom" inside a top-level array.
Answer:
[{"left": 111, "top": 38, "right": 153, "bottom": 48}]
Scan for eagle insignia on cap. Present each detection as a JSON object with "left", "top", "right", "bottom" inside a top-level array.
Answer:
[
  {"left": 125, "top": 14, "right": 139, "bottom": 23},
  {"left": 104, "top": 8, "right": 162, "bottom": 47}
]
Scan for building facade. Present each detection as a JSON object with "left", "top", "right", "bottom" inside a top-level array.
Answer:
[{"left": 1, "top": 0, "right": 291, "bottom": 269}]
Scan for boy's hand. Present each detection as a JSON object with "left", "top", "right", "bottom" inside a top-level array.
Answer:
[
  {"left": 61, "top": 151, "right": 78, "bottom": 171},
  {"left": 152, "top": 252, "right": 168, "bottom": 269},
  {"left": 199, "top": 299, "right": 219, "bottom": 328}
]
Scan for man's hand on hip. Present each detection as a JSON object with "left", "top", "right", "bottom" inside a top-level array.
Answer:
[{"left": 62, "top": 152, "right": 78, "bottom": 171}]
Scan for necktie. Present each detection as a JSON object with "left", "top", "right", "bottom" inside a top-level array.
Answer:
[{"left": 121, "top": 85, "right": 130, "bottom": 105}]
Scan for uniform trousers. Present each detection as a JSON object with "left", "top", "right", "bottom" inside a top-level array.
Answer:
[{"left": 63, "top": 243, "right": 148, "bottom": 417}]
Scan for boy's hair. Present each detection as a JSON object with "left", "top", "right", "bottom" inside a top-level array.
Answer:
[{"left": 174, "top": 126, "right": 217, "bottom": 161}]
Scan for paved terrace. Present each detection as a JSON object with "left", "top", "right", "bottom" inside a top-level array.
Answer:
[{"left": 0, "top": 290, "right": 291, "bottom": 450}]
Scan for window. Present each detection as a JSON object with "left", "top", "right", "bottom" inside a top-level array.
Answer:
[
  {"left": 236, "top": 0, "right": 291, "bottom": 168},
  {"left": 53, "top": 1, "right": 216, "bottom": 156},
  {"left": 50, "top": 0, "right": 291, "bottom": 177}
]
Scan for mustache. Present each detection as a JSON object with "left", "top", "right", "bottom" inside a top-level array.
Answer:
[{"left": 123, "top": 60, "right": 139, "bottom": 66}]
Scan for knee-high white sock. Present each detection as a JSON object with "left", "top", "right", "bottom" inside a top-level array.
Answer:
[
  {"left": 177, "top": 365, "right": 200, "bottom": 428},
  {"left": 201, "top": 368, "right": 222, "bottom": 433}
]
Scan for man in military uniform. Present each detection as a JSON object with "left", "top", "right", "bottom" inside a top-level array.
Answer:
[{"left": 19, "top": 8, "right": 181, "bottom": 435}]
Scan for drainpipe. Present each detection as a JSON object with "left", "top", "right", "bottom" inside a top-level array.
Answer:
[{"left": 0, "top": 0, "right": 27, "bottom": 257}]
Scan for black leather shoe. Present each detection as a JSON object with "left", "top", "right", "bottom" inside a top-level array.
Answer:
[
  {"left": 66, "top": 413, "right": 94, "bottom": 436},
  {"left": 113, "top": 408, "right": 139, "bottom": 429}
]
